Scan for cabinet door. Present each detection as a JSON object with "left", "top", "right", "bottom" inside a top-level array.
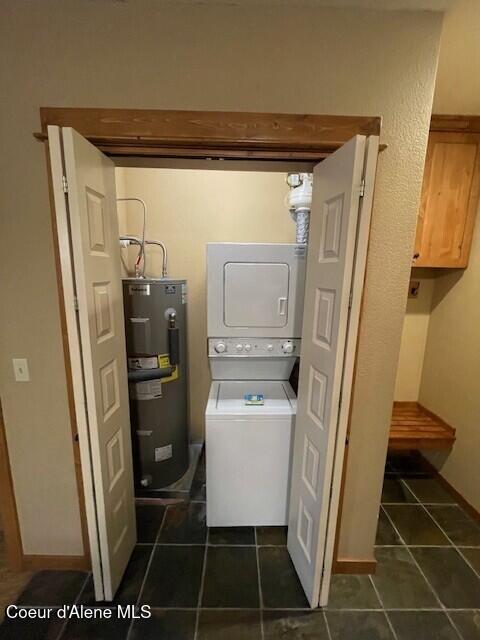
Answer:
[{"left": 413, "top": 132, "right": 480, "bottom": 268}]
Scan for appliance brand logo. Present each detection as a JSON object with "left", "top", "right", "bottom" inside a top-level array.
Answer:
[{"left": 129, "top": 284, "right": 150, "bottom": 296}]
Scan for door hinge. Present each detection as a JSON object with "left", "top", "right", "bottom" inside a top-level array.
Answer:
[
  {"left": 73, "top": 296, "right": 79, "bottom": 311},
  {"left": 348, "top": 289, "right": 353, "bottom": 309},
  {"left": 359, "top": 178, "right": 366, "bottom": 198},
  {"left": 62, "top": 175, "right": 69, "bottom": 193}
]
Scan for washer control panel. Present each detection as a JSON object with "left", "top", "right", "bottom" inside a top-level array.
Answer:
[{"left": 208, "top": 338, "right": 301, "bottom": 357}]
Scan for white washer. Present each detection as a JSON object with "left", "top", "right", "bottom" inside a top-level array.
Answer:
[{"left": 206, "top": 380, "right": 296, "bottom": 527}]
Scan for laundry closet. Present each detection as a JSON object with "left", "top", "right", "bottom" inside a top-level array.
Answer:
[{"left": 47, "top": 124, "right": 378, "bottom": 608}]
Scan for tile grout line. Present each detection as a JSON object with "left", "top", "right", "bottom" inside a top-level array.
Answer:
[
  {"left": 322, "top": 609, "right": 333, "bottom": 640},
  {"left": 407, "top": 494, "right": 478, "bottom": 640},
  {"left": 420, "top": 505, "right": 480, "bottom": 581},
  {"left": 126, "top": 507, "right": 169, "bottom": 640},
  {"left": 368, "top": 572, "right": 399, "bottom": 640},
  {"left": 404, "top": 482, "right": 480, "bottom": 577},
  {"left": 193, "top": 527, "right": 209, "bottom": 640},
  {"left": 55, "top": 572, "right": 92, "bottom": 640},
  {"left": 254, "top": 527, "right": 265, "bottom": 640},
  {"left": 384, "top": 489, "right": 465, "bottom": 640}
]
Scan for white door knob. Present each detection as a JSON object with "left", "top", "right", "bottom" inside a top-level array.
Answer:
[
  {"left": 282, "top": 341, "right": 294, "bottom": 354},
  {"left": 215, "top": 342, "right": 226, "bottom": 353}
]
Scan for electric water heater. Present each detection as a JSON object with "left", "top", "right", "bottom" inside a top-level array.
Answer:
[{"left": 122, "top": 278, "right": 189, "bottom": 493}]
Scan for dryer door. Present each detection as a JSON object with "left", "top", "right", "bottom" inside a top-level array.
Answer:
[{"left": 224, "top": 262, "right": 289, "bottom": 328}]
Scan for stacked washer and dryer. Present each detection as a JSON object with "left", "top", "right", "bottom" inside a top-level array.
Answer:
[{"left": 205, "top": 243, "right": 306, "bottom": 527}]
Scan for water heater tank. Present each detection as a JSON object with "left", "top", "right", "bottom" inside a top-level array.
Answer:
[{"left": 122, "top": 278, "right": 189, "bottom": 493}]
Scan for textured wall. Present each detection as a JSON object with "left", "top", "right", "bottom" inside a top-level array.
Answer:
[
  {"left": 394, "top": 270, "right": 437, "bottom": 402},
  {"left": 0, "top": 0, "right": 442, "bottom": 558},
  {"left": 433, "top": 0, "right": 480, "bottom": 113},
  {"left": 419, "top": 217, "right": 480, "bottom": 512}
]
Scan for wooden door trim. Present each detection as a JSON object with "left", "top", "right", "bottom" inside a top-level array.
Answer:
[
  {"left": 38, "top": 108, "right": 382, "bottom": 161},
  {"left": 0, "top": 400, "right": 24, "bottom": 571}
]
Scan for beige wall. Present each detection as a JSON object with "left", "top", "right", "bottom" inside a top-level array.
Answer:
[
  {"left": 394, "top": 270, "right": 436, "bottom": 401},
  {"left": 117, "top": 167, "right": 294, "bottom": 439},
  {"left": 0, "top": 0, "right": 442, "bottom": 559},
  {"left": 419, "top": 215, "right": 480, "bottom": 512},
  {"left": 433, "top": 0, "right": 480, "bottom": 113}
]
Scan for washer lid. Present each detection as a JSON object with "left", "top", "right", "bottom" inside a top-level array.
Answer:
[{"left": 212, "top": 381, "right": 295, "bottom": 415}]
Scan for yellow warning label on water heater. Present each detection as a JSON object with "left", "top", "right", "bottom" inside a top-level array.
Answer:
[{"left": 158, "top": 354, "right": 179, "bottom": 383}]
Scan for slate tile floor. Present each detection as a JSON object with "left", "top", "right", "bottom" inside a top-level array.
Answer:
[{"left": 1, "top": 452, "right": 480, "bottom": 640}]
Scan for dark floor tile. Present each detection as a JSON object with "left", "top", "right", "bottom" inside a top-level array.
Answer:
[
  {"left": 259, "top": 547, "right": 308, "bottom": 609},
  {"left": 0, "top": 609, "right": 62, "bottom": 640},
  {"left": 326, "top": 611, "right": 394, "bottom": 640},
  {"left": 60, "top": 608, "right": 130, "bottom": 639},
  {"left": 159, "top": 503, "right": 207, "bottom": 544},
  {"left": 449, "top": 610, "right": 480, "bottom": 640},
  {"left": 197, "top": 610, "right": 261, "bottom": 640},
  {"left": 411, "top": 547, "right": 480, "bottom": 609},
  {"left": 461, "top": 548, "right": 480, "bottom": 575},
  {"left": 381, "top": 478, "right": 417, "bottom": 504},
  {"left": 202, "top": 546, "right": 259, "bottom": 608},
  {"left": 384, "top": 505, "right": 449, "bottom": 546},
  {"left": 263, "top": 610, "right": 329, "bottom": 639},
  {"left": 372, "top": 547, "right": 437, "bottom": 609},
  {"left": 208, "top": 527, "right": 255, "bottom": 545},
  {"left": 79, "top": 546, "right": 152, "bottom": 606},
  {"left": 388, "top": 611, "right": 460, "bottom": 640},
  {"left": 136, "top": 504, "right": 166, "bottom": 543},
  {"left": 427, "top": 506, "right": 480, "bottom": 546},
  {"left": 130, "top": 609, "right": 196, "bottom": 640},
  {"left": 327, "top": 575, "right": 381, "bottom": 609},
  {"left": 191, "top": 450, "right": 206, "bottom": 501},
  {"left": 404, "top": 478, "right": 456, "bottom": 504},
  {"left": 376, "top": 509, "right": 402, "bottom": 546},
  {"left": 140, "top": 546, "right": 204, "bottom": 607},
  {"left": 15, "top": 571, "right": 87, "bottom": 606},
  {"left": 256, "top": 527, "right": 288, "bottom": 546}
]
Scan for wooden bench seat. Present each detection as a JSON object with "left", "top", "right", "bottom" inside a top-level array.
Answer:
[{"left": 389, "top": 402, "right": 456, "bottom": 451}]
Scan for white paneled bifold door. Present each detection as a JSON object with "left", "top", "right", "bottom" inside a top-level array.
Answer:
[
  {"left": 48, "top": 126, "right": 136, "bottom": 600},
  {"left": 287, "top": 136, "right": 379, "bottom": 608}
]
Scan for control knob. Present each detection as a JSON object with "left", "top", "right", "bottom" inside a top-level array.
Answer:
[
  {"left": 282, "top": 341, "right": 294, "bottom": 354},
  {"left": 214, "top": 342, "right": 226, "bottom": 353},
  {"left": 236, "top": 344, "right": 243, "bottom": 352}
]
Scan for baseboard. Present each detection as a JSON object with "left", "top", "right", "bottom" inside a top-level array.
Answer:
[
  {"left": 418, "top": 454, "right": 480, "bottom": 526},
  {"left": 333, "top": 558, "right": 376, "bottom": 575},
  {"left": 22, "top": 554, "right": 90, "bottom": 572}
]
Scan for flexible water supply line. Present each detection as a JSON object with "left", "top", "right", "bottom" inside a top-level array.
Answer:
[
  {"left": 116, "top": 198, "right": 147, "bottom": 276},
  {"left": 145, "top": 240, "right": 168, "bottom": 278},
  {"left": 119, "top": 235, "right": 168, "bottom": 278}
]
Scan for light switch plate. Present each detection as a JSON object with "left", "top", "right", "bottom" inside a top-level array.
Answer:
[{"left": 13, "top": 358, "right": 30, "bottom": 382}]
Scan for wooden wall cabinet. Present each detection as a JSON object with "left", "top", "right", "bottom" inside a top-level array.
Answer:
[{"left": 413, "top": 130, "right": 480, "bottom": 268}]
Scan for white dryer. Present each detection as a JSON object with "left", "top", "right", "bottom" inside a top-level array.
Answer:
[{"left": 205, "top": 243, "right": 306, "bottom": 527}]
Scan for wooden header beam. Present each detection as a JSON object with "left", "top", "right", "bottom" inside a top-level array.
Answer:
[{"left": 39, "top": 108, "right": 382, "bottom": 161}]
